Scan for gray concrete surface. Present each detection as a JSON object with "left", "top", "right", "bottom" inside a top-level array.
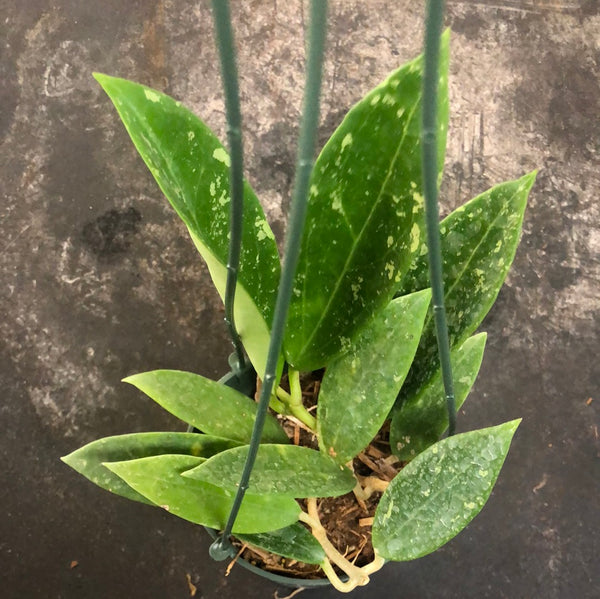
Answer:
[{"left": 1, "top": 1, "right": 598, "bottom": 598}]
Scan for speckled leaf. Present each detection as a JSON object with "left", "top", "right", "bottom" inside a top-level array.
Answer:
[
  {"left": 94, "top": 74, "right": 280, "bottom": 377},
  {"left": 317, "top": 289, "right": 431, "bottom": 464},
  {"left": 283, "top": 32, "right": 449, "bottom": 371},
  {"left": 390, "top": 333, "right": 487, "bottom": 461},
  {"left": 183, "top": 444, "right": 355, "bottom": 498},
  {"left": 105, "top": 455, "right": 300, "bottom": 534},
  {"left": 373, "top": 420, "right": 520, "bottom": 561},
  {"left": 61, "top": 432, "right": 240, "bottom": 505},
  {"left": 397, "top": 172, "right": 536, "bottom": 404},
  {"left": 123, "top": 370, "right": 288, "bottom": 444},
  {"left": 237, "top": 523, "right": 325, "bottom": 565}
]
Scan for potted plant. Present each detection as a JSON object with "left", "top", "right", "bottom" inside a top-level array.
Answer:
[{"left": 61, "top": 3, "right": 535, "bottom": 592}]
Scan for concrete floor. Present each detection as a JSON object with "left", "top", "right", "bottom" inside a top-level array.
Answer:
[{"left": 1, "top": 1, "right": 598, "bottom": 597}]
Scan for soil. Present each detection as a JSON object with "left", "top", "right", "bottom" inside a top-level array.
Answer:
[{"left": 230, "top": 372, "right": 404, "bottom": 580}]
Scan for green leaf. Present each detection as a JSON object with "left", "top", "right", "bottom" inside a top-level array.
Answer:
[
  {"left": 317, "top": 289, "right": 431, "bottom": 464},
  {"left": 61, "top": 432, "right": 239, "bottom": 504},
  {"left": 372, "top": 420, "right": 520, "bottom": 561},
  {"left": 398, "top": 172, "right": 536, "bottom": 403},
  {"left": 94, "top": 74, "right": 280, "bottom": 377},
  {"left": 283, "top": 32, "right": 450, "bottom": 371},
  {"left": 183, "top": 445, "right": 356, "bottom": 498},
  {"left": 123, "top": 370, "right": 288, "bottom": 444},
  {"left": 237, "top": 523, "right": 325, "bottom": 565},
  {"left": 390, "top": 333, "right": 487, "bottom": 461},
  {"left": 105, "top": 455, "right": 300, "bottom": 534}
]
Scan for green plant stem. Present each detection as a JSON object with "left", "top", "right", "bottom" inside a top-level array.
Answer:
[
  {"left": 288, "top": 368, "right": 303, "bottom": 404},
  {"left": 268, "top": 390, "right": 287, "bottom": 414},
  {"left": 212, "top": 0, "right": 329, "bottom": 557},
  {"left": 286, "top": 368, "right": 317, "bottom": 430},
  {"left": 275, "top": 385, "right": 317, "bottom": 430},
  {"left": 422, "top": 0, "right": 456, "bottom": 436},
  {"left": 211, "top": 0, "right": 246, "bottom": 369}
]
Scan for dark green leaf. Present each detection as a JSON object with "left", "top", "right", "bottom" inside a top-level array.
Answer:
[
  {"left": 237, "top": 523, "right": 325, "bottom": 565},
  {"left": 372, "top": 420, "right": 520, "bottom": 561},
  {"left": 317, "top": 290, "right": 431, "bottom": 464},
  {"left": 398, "top": 172, "right": 536, "bottom": 403},
  {"left": 61, "top": 432, "right": 239, "bottom": 504},
  {"left": 105, "top": 455, "right": 300, "bottom": 534},
  {"left": 391, "top": 333, "right": 487, "bottom": 461},
  {"left": 183, "top": 445, "right": 355, "bottom": 498},
  {"left": 94, "top": 74, "right": 280, "bottom": 377},
  {"left": 123, "top": 370, "right": 288, "bottom": 444},
  {"left": 283, "top": 33, "right": 450, "bottom": 371}
]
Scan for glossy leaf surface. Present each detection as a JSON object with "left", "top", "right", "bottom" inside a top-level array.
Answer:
[
  {"left": 391, "top": 333, "right": 487, "bottom": 461},
  {"left": 95, "top": 74, "right": 280, "bottom": 377},
  {"left": 105, "top": 455, "right": 300, "bottom": 534},
  {"left": 317, "top": 290, "right": 431, "bottom": 464},
  {"left": 373, "top": 420, "right": 520, "bottom": 561},
  {"left": 237, "top": 523, "right": 325, "bottom": 565},
  {"left": 61, "top": 432, "right": 239, "bottom": 504},
  {"left": 397, "top": 172, "right": 536, "bottom": 403},
  {"left": 184, "top": 444, "right": 355, "bottom": 498},
  {"left": 284, "top": 33, "right": 449, "bottom": 371},
  {"left": 123, "top": 370, "right": 288, "bottom": 444}
]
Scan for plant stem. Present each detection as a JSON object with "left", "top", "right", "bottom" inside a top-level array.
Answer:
[
  {"left": 275, "top": 386, "right": 317, "bottom": 430},
  {"left": 300, "top": 500, "right": 367, "bottom": 582},
  {"left": 298, "top": 498, "right": 385, "bottom": 592},
  {"left": 268, "top": 391, "right": 287, "bottom": 414},
  {"left": 320, "top": 558, "right": 360, "bottom": 593},
  {"left": 288, "top": 368, "right": 303, "bottom": 405},
  {"left": 353, "top": 476, "right": 390, "bottom": 502},
  {"left": 211, "top": 0, "right": 246, "bottom": 369},
  {"left": 289, "top": 369, "right": 318, "bottom": 429},
  {"left": 276, "top": 387, "right": 292, "bottom": 401},
  {"left": 290, "top": 405, "right": 317, "bottom": 431},
  {"left": 360, "top": 552, "right": 386, "bottom": 576},
  {"left": 422, "top": 0, "right": 456, "bottom": 435}
]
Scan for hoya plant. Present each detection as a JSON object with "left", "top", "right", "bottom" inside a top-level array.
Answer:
[{"left": 62, "top": 3, "right": 535, "bottom": 592}]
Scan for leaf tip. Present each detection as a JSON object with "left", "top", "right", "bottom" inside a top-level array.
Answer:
[
  {"left": 494, "top": 418, "right": 522, "bottom": 444},
  {"left": 92, "top": 72, "right": 116, "bottom": 92},
  {"left": 121, "top": 373, "right": 145, "bottom": 387},
  {"left": 506, "top": 417, "right": 522, "bottom": 433},
  {"left": 520, "top": 170, "right": 538, "bottom": 191}
]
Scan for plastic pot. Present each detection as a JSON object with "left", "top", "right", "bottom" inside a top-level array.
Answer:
[{"left": 203, "top": 526, "right": 336, "bottom": 589}]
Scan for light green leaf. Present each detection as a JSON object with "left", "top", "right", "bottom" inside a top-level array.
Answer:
[
  {"left": 61, "top": 432, "right": 239, "bottom": 504},
  {"left": 105, "top": 455, "right": 300, "bottom": 534},
  {"left": 317, "top": 289, "right": 431, "bottom": 464},
  {"left": 123, "top": 370, "right": 288, "bottom": 444},
  {"left": 398, "top": 172, "right": 536, "bottom": 403},
  {"left": 391, "top": 333, "right": 487, "bottom": 461},
  {"left": 284, "top": 32, "right": 450, "bottom": 371},
  {"left": 183, "top": 445, "right": 356, "bottom": 498},
  {"left": 237, "top": 523, "right": 325, "bottom": 565},
  {"left": 94, "top": 74, "right": 280, "bottom": 377},
  {"left": 372, "top": 420, "right": 520, "bottom": 561}
]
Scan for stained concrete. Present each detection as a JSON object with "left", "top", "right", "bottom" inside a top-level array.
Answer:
[{"left": 1, "top": 1, "right": 598, "bottom": 598}]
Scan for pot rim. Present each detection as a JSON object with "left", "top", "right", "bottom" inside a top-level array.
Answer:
[{"left": 203, "top": 527, "right": 341, "bottom": 589}]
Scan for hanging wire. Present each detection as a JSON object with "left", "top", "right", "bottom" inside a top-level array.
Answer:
[
  {"left": 211, "top": 0, "right": 246, "bottom": 370},
  {"left": 421, "top": 0, "right": 456, "bottom": 436},
  {"left": 209, "top": 0, "right": 329, "bottom": 560}
]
